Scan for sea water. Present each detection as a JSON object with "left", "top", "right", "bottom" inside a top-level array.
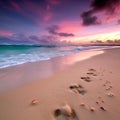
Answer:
[{"left": 0, "top": 45, "right": 111, "bottom": 69}]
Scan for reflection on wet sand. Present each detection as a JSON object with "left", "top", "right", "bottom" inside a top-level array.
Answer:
[{"left": 0, "top": 49, "right": 103, "bottom": 92}]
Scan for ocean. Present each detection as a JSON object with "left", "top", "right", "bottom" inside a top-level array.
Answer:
[{"left": 0, "top": 45, "right": 111, "bottom": 69}]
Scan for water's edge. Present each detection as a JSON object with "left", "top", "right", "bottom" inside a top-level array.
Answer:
[{"left": 0, "top": 45, "right": 112, "bottom": 69}]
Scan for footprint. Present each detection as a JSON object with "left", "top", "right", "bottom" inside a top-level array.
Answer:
[
  {"left": 88, "top": 68, "right": 96, "bottom": 72},
  {"left": 69, "top": 84, "right": 86, "bottom": 95},
  {"left": 86, "top": 72, "right": 95, "bottom": 75},
  {"left": 81, "top": 76, "right": 91, "bottom": 82},
  {"left": 87, "top": 69, "right": 97, "bottom": 76},
  {"left": 100, "top": 106, "right": 106, "bottom": 111},
  {"left": 54, "top": 104, "right": 79, "bottom": 120},
  {"left": 103, "top": 81, "right": 113, "bottom": 91}
]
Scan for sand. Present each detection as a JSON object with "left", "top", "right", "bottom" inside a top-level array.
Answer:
[{"left": 0, "top": 47, "right": 120, "bottom": 120}]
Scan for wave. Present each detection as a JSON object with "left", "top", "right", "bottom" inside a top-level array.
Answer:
[{"left": 0, "top": 45, "right": 112, "bottom": 69}]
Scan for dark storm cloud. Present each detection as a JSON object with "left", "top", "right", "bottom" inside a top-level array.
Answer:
[
  {"left": 91, "top": 0, "right": 120, "bottom": 13},
  {"left": 81, "top": 10, "right": 100, "bottom": 26},
  {"left": 81, "top": 0, "right": 120, "bottom": 26},
  {"left": 47, "top": 25, "right": 74, "bottom": 37}
]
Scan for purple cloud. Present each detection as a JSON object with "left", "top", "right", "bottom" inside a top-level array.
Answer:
[
  {"left": 47, "top": 25, "right": 75, "bottom": 37},
  {"left": 91, "top": 0, "right": 120, "bottom": 14},
  {"left": 0, "top": 33, "right": 62, "bottom": 45},
  {"left": 81, "top": 10, "right": 100, "bottom": 26},
  {"left": 81, "top": 0, "right": 120, "bottom": 26},
  {"left": 91, "top": 39, "right": 120, "bottom": 45}
]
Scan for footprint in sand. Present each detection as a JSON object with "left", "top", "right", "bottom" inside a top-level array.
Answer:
[
  {"left": 95, "top": 96, "right": 105, "bottom": 106},
  {"left": 54, "top": 104, "right": 79, "bottom": 120},
  {"left": 69, "top": 84, "right": 86, "bottom": 95},
  {"left": 87, "top": 68, "right": 97, "bottom": 76},
  {"left": 88, "top": 68, "right": 96, "bottom": 72},
  {"left": 95, "top": 97, "right": 107, "bottom": 111},
  {"left": 80, "top": 69, "right": 98, "bottom": 82},
  {"left": 103, "top": 81, "right": 113, "bottom": 91},
  {"left": 81, "top": 76, "right": 91, "bottom": 82}
]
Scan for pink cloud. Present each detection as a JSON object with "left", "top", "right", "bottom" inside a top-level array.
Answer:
[
  {"left": 43, "top": 12, "right": 53, "bottom": 21},
  {"left": 104, "top": 16, "right": 118, "bottom": 23},
  {"left": 22, "top": 1, "right": 54, "bottom": 22},
  {"left": 0, "top": 0, "right": 57, "bottom": 27},
  {"left": 115, "top": 5, "right": 120, "bottom": 13},
  {"left": 103, "top": 5, "right": 120, "bottom": 24},
  {"left": 0, "top": 30, "right": 13, "bottom": 36},
  {"left": 5, "top": 1, "right": 53, "bottom": 24}
]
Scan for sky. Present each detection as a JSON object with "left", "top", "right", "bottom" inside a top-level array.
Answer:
[{"left": 0, "top": 0, "right": 120, "bottom": 45}]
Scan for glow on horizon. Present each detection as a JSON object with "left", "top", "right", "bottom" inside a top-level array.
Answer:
[{"left": 59, "top": 31, "right": 120, "bottom": 44}]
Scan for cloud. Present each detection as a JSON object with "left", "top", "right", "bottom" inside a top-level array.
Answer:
[
  {"left": 43, "top": 12, "right": 53, "bottom": 21},
  {"left": 47, "top": 25, "right": 59, "bottom": 34},
  {"left": 118, "top": 19, "right": 120, "bottom": 24},
  {"left": 91, "top": 0, "right": 120, "bottom": 14},
  {"left": 29, "top": 35, "right": 58, "bottom": 45},
  {"left": 0, "top": 0, "right": 54, "bottom": 25},
  {"left": 47, "top": 25, "right": 75, "bottom": 37},
  {"left": 0, "top": 36, "right": 11, "bottom": 44},
  {"left": 81, "top": 10, "right": 100, "bottom": 26},
  {"left": 57, "top": 32, "right": 74, "bottom": 37},
  {"left": 0, "top": 29, "right": 13, "bottom": 36},
  {"left": 0, "top": 33, "right": 60, "bottom": 45},
  {"left": 91, "top": 39, "right": 120, "bottom": 44},
  {"left": 0, "top": 32, "right": 74, "bottom": 45},
  {"left": 0, "top": 34, "right": 28, "bottom": 45},
  {"left": 106, "top": 40, "right": 120, "bottom": 44},
  {"left": 81, "top": 0, "right": 120, "bottom": 26},
  {"left": 91, "top": 40, "right": 103, "bottom": 44}
]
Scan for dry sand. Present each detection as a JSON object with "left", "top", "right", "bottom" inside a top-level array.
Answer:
[{"left": 0, "top": 47, "right": 120, "bottom": 120}]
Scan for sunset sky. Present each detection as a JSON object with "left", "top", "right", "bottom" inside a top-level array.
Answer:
[{"left": 0, "top": 0, "right": 120, "bottom": 45}]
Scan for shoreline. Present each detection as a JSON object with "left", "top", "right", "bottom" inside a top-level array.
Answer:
[
  {"left": 0, "top": 48, "right": 104, "bottom": 92},
  {"left": 0, "top": 45, "right": 113, "bottom": 70},
  {"left": 0, "top": 47, "right": 120, "bottom": 120}
]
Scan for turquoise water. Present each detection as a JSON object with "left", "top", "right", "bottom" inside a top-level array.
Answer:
[{"left": 0, "top": 45, "right": 111, "bottom": 69}]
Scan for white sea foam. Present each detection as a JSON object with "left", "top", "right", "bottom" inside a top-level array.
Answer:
[{"left": 0, "top": 45, "right": 111, "bottom": 69}]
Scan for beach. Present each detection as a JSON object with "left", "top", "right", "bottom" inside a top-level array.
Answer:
[{"left": 0, "top": 47, "right": 120, "bottom": 120}]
